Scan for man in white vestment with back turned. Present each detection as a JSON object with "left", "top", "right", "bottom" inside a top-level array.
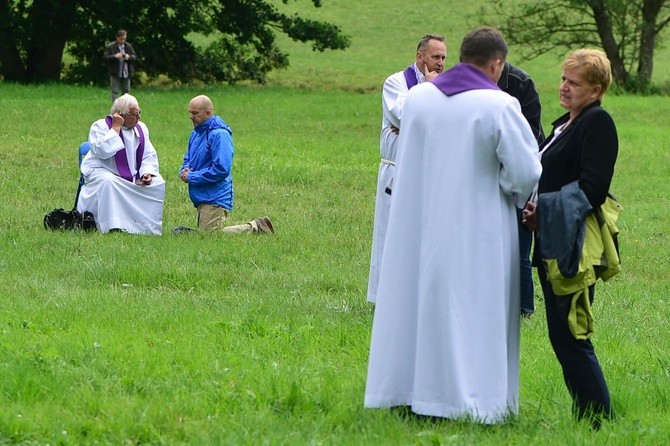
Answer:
[
  {"left": 77, "top": 94, "right": 165, "bottom": 235},
  {"left": 364, "top": 27, "right": 542, "bottom": 423}
]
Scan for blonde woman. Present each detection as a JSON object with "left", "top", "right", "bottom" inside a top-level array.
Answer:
[{"left": 523, "top": 49, "right": 618, "bottom": 428}]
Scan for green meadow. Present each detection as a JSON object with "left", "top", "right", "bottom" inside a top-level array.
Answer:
[{"left": 1, "top": 1, "right": 669, "bottom": 444}]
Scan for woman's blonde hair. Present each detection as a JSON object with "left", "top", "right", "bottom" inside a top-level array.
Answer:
[{"left": 563, "top": 49, "right": 612, "bottom": 98}]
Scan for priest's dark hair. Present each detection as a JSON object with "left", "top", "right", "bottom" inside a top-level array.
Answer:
[{"left": 459, "top": 27, "right": 508, "bottom": 67}]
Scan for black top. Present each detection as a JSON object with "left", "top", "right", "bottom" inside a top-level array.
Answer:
[
  {"left": 532, "top": 100, "right": 618, "bottom": 267},
  {"left": 538, "top": 100, "right": 618, "bottom": 209},
  {"left": 497, "top": 63, "right": 545, "bottom": 144}
]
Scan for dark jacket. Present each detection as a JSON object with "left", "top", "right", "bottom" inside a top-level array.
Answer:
[
  {"left": 538, "top": 101, "right": 618, "bottom": 209},
  {"left": 104, "top": 41, "right": 137, "bottom": 78},
  {"left": 533, "top": 100, "right": 618, "bottom": 266},
  {"left": 538, "top": 181, "right": 592, "bottom": 278},
  {"left": 498, "top": 63, "right": 545, "bottom": 144},
  {"left": 536, "top": 182, "right": 622, "bottom": 339}
]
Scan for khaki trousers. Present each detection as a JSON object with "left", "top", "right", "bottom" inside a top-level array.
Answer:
[{"left": 197, "top": 204, "right": 253, "bottom": 233}]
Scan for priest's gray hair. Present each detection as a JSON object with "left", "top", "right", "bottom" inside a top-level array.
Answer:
[
  {"left": 417, "top": 34, "right": 446, "bottom": 53},
  {"left": 111, "top": 94, "right": 140, "bottom": 115}
]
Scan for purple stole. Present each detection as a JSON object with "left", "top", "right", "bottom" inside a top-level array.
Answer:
[
  {"left": 403, "top": 65, "right": 419, "bottom": 89},
  {"left": 105, "top": 115, "right": 145, "bottom": 182},
  {"left": 431, "top": 63, "right": 500, "bottom": 96}
]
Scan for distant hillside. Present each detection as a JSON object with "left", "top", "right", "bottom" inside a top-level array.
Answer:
[{"left": 267, "top": 0, "right": 670, "bottom": 94}]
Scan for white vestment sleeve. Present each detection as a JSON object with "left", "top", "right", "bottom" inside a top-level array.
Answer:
[
  {"left": 88, "top": 119, "right": 125, "bottom": 159},
  {"left": 380, "top": 70, "right": 412, "bottom": 161},
  {"left": 382, "top": 73, "right": 409, "bottom": 129},
  {"left": 496, "top": 99, "right": 542, "bottom": 208}
]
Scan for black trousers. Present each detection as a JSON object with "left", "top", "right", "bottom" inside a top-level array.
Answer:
[{"left": 537, "top": 265, "right": 612, "bottom": 422}]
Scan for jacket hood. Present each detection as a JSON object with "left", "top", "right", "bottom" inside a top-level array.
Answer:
[{"left": 195, "top": 115, "right": 232, "bottom": 135}]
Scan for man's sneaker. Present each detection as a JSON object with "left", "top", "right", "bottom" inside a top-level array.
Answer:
[{"left": 253, "top": 217, "right": 274, "bottom": 235}]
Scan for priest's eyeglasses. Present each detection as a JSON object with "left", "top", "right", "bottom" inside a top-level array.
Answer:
[{"left": 122, "top": 111, "right": 141, "bottom": 119}]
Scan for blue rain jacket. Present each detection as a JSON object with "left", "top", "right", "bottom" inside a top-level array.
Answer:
[{"left": 181, "top": 115, "right": 234, "bottom": 209}]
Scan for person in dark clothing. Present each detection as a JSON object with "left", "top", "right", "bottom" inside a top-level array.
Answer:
[
  {"left": 104, "top": 30, "right": 137, "bottom": 103},
  {"left": 498, "top": 62, "right": 545, "bottom": 317}
]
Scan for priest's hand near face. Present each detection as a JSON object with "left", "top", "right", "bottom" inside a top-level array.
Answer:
[
  {"left": 111, "top": 113, "right": 124, "bottom": 133},
  {"left": 423, "top": 62, "right": 441, "bottom": 82}
]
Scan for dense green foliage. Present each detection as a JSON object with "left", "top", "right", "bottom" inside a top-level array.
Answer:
[
  {"left": 481, "top": 0, "right": 670, "bottom": 93},
  {"left": 1, "top": 0, "right": 669, "bottom": 444},
  {"left": 0, "top": 0, "right": 350, "bottom": 85}
]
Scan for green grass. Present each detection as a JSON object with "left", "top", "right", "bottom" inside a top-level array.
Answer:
[{"left": 1, "top": 0, "right": 670, "bottom": 444}]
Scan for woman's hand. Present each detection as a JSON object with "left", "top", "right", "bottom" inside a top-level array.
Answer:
[{"left": 522, "top": 201, "right": 538, "bottom": 231}]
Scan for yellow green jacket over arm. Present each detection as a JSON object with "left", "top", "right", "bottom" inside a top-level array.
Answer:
[{"left": 538, "top": 181, "right": 622, "bottom": 339}]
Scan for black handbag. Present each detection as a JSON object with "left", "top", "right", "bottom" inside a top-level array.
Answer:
[{"left": 44, "top": 208, "right": 96, "bottom": 231}]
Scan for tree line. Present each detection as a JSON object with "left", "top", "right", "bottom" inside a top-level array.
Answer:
[
  {"left": 481, "top": 0, "right": 670, "bottom": 93},
  {"left": 0, "top": 0, "right": 350, "bottom": 86},
  {"left": 1, "top": 0, "right": 668, "bottom": 93}
]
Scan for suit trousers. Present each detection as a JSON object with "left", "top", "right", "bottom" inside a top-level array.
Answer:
[
  {"left": 110, "top": 76, "right": 131, "bottom": 103},
  {"left": 518, "top": 208, "right": 534, "bottom": 314}
]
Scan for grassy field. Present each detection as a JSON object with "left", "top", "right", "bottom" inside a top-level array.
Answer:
[{"left": 1, "top": 1, "right": 669, "bottom": 444}]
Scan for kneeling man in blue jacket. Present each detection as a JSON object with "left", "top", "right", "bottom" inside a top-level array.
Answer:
[{"left": 178, "top": 95, "right": 274, "bottom": 235}]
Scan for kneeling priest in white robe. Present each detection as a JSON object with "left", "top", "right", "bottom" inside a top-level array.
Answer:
[
  {"left": 364, "top": 27, "right": 542, "bottom": 423},
  {"left": 77, "top": 94, "right": 165, "bottom": 235}
]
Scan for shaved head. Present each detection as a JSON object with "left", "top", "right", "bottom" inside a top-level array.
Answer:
[
  {"left": 190, "top": 95, "right": 214, "bottom": 112},
  {"left": 188, "top": 95, "right": 215, "bottom": 127}
]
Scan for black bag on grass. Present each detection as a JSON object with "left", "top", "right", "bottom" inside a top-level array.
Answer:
[{"left": 44, "top": 208, "right": 96, "bottom": 231}]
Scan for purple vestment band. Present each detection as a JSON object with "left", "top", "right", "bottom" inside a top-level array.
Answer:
[
  {"left": 431, "top": 63, "right": 500, "bottom": 96},
  {"left": 403, "top": 65, "right": 419, "bottom": 90},
  {"left": 105, "top": 115, "right": 145, "bottom": 182}
]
